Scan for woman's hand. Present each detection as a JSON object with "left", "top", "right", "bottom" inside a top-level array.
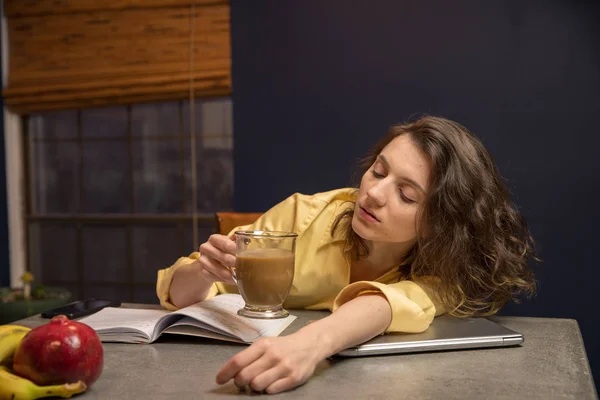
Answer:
[
  {"left": 215, "top": 295, "right": 392, "bottom": 394},
  {"left": 215, "top": 331, "right": 329, "bottom": 394},
  {"left": 196, "top": 234, "right": 237, "bottom": 285},
  {"left": 169, "top": 234, "right": 237, "bottom": 308}
]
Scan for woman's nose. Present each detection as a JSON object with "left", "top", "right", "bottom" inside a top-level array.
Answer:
[{"left": 366, "top": 182, "right": 386, "bottom": 207}]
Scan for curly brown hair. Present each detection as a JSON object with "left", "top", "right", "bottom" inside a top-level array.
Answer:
[{"left": 333, "top": 116, "right": 538, "bottom": 317}]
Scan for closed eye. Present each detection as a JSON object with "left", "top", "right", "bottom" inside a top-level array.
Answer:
[
  {"left": 399, "top": 189, "right": 415, "bottom": 204},
  {"left": 371, "top": 170, "right": 384, "bottom": 179}
]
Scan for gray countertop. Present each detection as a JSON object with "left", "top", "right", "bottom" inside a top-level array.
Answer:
[{"left": 11, "top": 307, "right": 598, "bottom": 399}]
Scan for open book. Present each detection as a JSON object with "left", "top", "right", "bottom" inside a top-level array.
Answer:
[{"left": 78, "top": 294, "right": 297, "bottom": 344}]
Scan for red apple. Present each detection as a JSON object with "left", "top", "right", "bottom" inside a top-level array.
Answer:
[{"left": 12, "top": 315, "right": 103, "bottom": 386}]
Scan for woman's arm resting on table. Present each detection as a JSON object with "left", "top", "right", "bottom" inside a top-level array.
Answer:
[{"left": 215, "top": 294, "right": 391, "bottom": 394}]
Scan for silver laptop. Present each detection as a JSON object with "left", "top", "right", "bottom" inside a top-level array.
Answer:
[{"left": 336, "top": 315, "right": 523, "bottom": 357}]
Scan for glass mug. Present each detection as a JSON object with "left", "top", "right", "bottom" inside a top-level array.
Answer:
[{"left": 232, "top": 230, "right": 297, "bottom": 319}]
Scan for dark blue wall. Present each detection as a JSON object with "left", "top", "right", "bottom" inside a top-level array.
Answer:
[
  {"left": 231, "top": 0, "right": 600, "bottom": 386},
  {"left": 0, "top": 28, "right": 10, "bottom": 288}
]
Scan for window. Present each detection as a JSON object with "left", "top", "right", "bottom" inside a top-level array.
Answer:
[{"left": 25, "top": 98, "right": 233, "bottom": 303}]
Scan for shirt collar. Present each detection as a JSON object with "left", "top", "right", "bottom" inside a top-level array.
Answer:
[{"left": 318, "top": 192, "right": 357, "bottom": 249}]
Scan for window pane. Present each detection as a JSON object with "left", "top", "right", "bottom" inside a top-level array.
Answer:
[
  {"left": 131, "top": 102, "right": 181, "bottom": 137},
  {"left": 132, "top": 225, "right": 182, "bottom": 284},
  {"left": 184, "top": 148, "right": 234, "bottom": 213},
  {"left": 133, "top": 139, "right": 184, "bottom": 213},
  {"left": 25, "top": 98, "right": 234, "bottom": 307},
  {"left": 29, "top": 110, "right": 77, "bottom": 139},
  {"left": 29, "top": 223, "right": 78, "bottom": 284},
  {"left": 182, "top": 98, "right": 234, "bottom": 213},
  {"left": 203, "top": 136, "right": 233, "bottom": 150},
  {"left": 200, "top": 98, "right": 233, "bottom": 138},
  {"left": 82, "top": 142, "right": 130, "bottom": 213},
  {"left": 81, "top": 106, "right": 127, "bottom": 138},
  {"left": 182, "top": 98, "right": 232, "bottom": 138},
  {"left": 181, "top": 100, "right": 202, "bottom": 136},
  {"left": 183, "top": 222, "right": 215, "bottom": 253},
  {"left": 30, "top": 142, "right": 79, "bottom": 213},
  {"left": 182, "top": 132, "right": 233, "bottom": 213},
  {"left": 82, "top": 226, "right": 128, "bottom": 282}
]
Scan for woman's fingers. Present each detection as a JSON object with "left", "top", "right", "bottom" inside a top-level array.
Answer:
[
  {"left": 199, "top": 240, "right": 236, "bottom": 268},
  {"left": 265, "top": 376, "right": 307, "bottom": 395},
  {"left": 247, "top": 363, "right": 290, "bottom": 393},
  {"left": 232, "top": 355, "right": 278, "bottom": 388},
  {"left": 216, "top": 344, "right": 266, "bottom": 384},
  {"left": 216, "top": 336, "right": 319, "bottom": 395},
  {"left": 208, "top": 234, "right": 237, "bottom": 256},
  {"left": 196, "top": 234, "right": 238, "bottom": 284},
  {"left": 197, "top": 255, "right": 235, "bottom": 284}
]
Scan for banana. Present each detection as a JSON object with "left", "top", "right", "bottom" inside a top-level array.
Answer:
[
  {"left": 0, "top": 325, "right": 28, "bottom": 334},
  {"left": 0, "top": 325, "right": 30, "bottom": 339},
  {"left": 0, "top": 366, "right": 87, "bottom": 400},
  {"left": 0, "top": 325, "right": 31, "bottom": 366}
]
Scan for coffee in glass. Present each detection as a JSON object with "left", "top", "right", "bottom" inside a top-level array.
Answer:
[{"left": 233, "top": 230, "right": 297, "bottom": 319}]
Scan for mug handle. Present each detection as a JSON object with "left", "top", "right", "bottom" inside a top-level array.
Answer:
[{"left": 229, "top": 266, "right": 238, "bottom": 284}]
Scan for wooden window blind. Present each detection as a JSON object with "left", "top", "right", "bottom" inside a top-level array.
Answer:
[{"left": 2, "top": 0, "right": 231, "bottom": 114}]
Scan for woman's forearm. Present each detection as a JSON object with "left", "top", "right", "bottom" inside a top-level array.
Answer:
[
  {"left": 297, "top": 294, "right": 392, "bottom": 358},
  {"left": 215, "top": 294, "right": 392, "bottom": 393},
  {"left": 169, "top": 260, "right": 213, "bottom": 308}
]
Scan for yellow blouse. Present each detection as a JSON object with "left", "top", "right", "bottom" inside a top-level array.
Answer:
[{"left": 156, "top": 188, "right": 444, "bottom": 333}]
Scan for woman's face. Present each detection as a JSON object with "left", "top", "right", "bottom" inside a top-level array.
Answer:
[{"left": 352, "top": 134, "right": 431, "bottom": 244}]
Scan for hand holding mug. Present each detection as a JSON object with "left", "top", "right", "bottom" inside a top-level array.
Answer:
[{"left": 197, "top": 234, "right": 237, "bottom": 285}]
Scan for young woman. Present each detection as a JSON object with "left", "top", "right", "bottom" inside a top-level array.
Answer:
[{"left": 156, "top": 116, "right": 537, "bottom": 394}]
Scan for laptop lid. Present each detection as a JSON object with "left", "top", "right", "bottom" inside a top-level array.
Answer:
[{"left": 336, "top": 315, "right": 523, "bottom": 357}]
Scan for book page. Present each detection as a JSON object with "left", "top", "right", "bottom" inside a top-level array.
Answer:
[
  {"left": 172, "top": 294, "right": 297, "bottom": 343},
  {"left": 167, "top": 316, "right": 234, "bottom": 337},
  {"left": 79, "top": 307, "right": 168, "bottom": 343},
  {"left": 162, "top": 324, "right": 245, "bottom": 344}
]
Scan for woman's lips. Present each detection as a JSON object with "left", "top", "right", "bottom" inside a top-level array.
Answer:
[{"left": 359, "top": 206, "right": 379, "bottom": 223}]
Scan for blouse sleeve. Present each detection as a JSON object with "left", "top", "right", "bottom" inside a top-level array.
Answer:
[{"left": 332, "top": 278, "right": 446, "bottom": 333}]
